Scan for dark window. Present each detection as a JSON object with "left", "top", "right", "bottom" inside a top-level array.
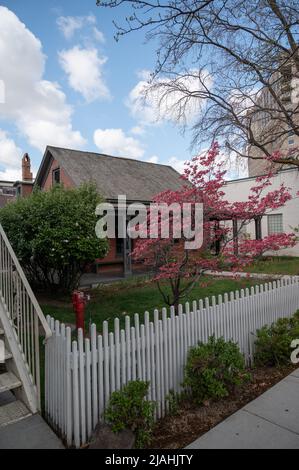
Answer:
[
  {"left": 116, "top": 238, "right": 124, "bottom": 257},
  {"left": 2, "top": 188, "right": 16, "bottom": 195},
  {"left": 255, "top": 217, "right": 262, "bottom": 240},
  {"left": 52, "top": 168, "right": 61, "bottom": 185},
  {"left": 115, "top": 214, "right": 124, "bottom": 257}
]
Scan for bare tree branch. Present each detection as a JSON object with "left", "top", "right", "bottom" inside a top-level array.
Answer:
[{"left": 97, "top": 0, "right": 299, "bottom": 172}]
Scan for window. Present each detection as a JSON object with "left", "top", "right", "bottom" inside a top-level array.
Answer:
[
  {"left": 3, "top": 188, "right": 16, "bottom": 195},
  {"left": 52, "top": 168, "right": 60, "bottom": 185},
  {"left": 116, "top": 238, "right": 124, "bottom": 257},
  {"left": 268, "top": 214, "right": 283, "bottom": 235}
]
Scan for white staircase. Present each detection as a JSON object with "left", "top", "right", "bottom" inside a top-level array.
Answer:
[
  {"left": 0, "top": 224, "right": 52, "bottom": 428},
  {"left": 0, "top": 325, "right": 31, "bottom": 427}
]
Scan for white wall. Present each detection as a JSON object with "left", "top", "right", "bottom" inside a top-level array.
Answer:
[{"left": 224, "top": 168, "right": 299, "bottom": 257}]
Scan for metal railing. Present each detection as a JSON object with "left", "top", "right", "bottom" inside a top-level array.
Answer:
[{"left": 0, "top": 224, "right": 52, "bottom": 408}]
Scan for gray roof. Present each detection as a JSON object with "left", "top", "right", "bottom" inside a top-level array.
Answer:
[{"left": 36, "top": 146, "right": 184, "bottom": 202}]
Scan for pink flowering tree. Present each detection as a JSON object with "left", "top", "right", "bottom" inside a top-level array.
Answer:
[{"left": 132, "top": 143, "right": 296, "bottom": 308}]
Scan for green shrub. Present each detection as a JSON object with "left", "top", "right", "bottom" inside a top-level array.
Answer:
[
  {"left": 0, "top": 183, "right": 108, "bottom": 291},
  {"left": 165, "top": 390, "right": 180, "bottom": 416},
  {"left": 254, "top": 311, "right": 299, "bottom": 366},
  {"left": 184, "top": 336, "right": 249, "bottom": 405},
  {"left": 104, "top": 380, "right": 155, "bottom": 448}
]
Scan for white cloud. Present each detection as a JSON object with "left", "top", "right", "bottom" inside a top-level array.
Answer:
[
  {"left": 57, "top": 14, "right": 96, "bottom": 40},
  {"left": 0, "top": 6, "right": 85, "bottom": 152},
  {"left": 137, "top": 69, "right": 152, "bottom": 81},
  {"left": 229, "top": 87, "right": 260, "bottom": 117},
  {"left": 126, "top": 69, "right": 211, "bottom": 126},
  {"left": 0, "top": 130, "right": 22, "bottom": 168},
  {"left": 59, "top": 46, "right": 110, "bottom": 102},
  {"left": 0, "top": 167, "right": 22, "bottom": 181},
  {"left": 147, "top": 155, "right": 159, "bottom": 164},
  {"left": 130, "top": 126, "right": 145, "bottom": 136},
  {"left": 93, "top": 27, "right": 105, "bottom": 43},
  {"left": 94, "top": 128, "right": 145, "bottom": 159},
  {"left": 168, "top": 156, "right": 186, "bottom": 174},
  {"left": 0, "top": 80, "right": 5, "bottom": 104}
]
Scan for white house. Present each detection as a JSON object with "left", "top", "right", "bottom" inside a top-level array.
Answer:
[{"left": 224, "top": 168, "right": 299, "bottom": 257}]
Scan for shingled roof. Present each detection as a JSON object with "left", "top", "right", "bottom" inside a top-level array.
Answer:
[{"left": 35, "top": 146, "right": 184, "bottom": 202}]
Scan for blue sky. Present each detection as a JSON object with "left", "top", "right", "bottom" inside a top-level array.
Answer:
[{"left": 0, "top": 1, "right": 245, "bottom": 181}]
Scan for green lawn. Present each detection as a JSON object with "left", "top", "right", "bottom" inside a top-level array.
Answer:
[
  {"left": 38, "top": 275, "right": 270, "bottom": 333},
  {"left": 247, "top": 256, "right": 299, "bottom": 276}
]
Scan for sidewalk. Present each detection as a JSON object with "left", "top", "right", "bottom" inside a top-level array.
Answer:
[
  {"left": 79, "top": 271, "right": 150, "bottom": 288},
  {"left": 80, "top": 270, "right": 299, "bottom": 289},
  {"left": 0, "top": 391, "right": 64, "bottom": 449},
  {"left": 0, "top": 414, "right": 65, "bottom": 449},
  {"left": 187, "top": 369, "right": 299, "bottom": 449},
  {"left": 205, "top": 270, "right": 299, "bottom": 280}
]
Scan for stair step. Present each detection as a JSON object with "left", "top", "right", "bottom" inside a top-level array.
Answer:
[
  {"left": 4, "top": 349, "right": 12, "bottom": 361},
  {"left": 0, "top": 372, "right": 22, "bottom": 394},
  {"left": 0, "top": 401, "right": 31, "bottom": 428}
]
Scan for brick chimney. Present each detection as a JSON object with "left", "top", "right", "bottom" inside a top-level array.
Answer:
[{"left": 22, "top": 153, "right": 33, "bottom": 181}]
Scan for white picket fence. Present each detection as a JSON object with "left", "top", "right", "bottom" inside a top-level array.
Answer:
[{"left": 45, "top": 277, "right": 299, "bottom": 448}]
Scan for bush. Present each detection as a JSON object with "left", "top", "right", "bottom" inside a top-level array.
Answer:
[
  {"left": 184, "top": 336, "right": 249, "bottom": 405},
  {"left": 254, "top": 311, "right": 299, "bottom": 367},
  {"left": 0, "top": 183, "right": 108, "bottom": 291},
  {"left": 165, "top": 390, "right": 180, "bottom": 416},
  {"left": 104, "top": 380, "right": 155, "bottom": 448}
]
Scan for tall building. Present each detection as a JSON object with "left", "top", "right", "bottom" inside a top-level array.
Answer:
[
  {"left": 247, "top": 59, "right": 299, "bottom": 177},
  {"left": 222, "top": 56, "right": 299, "bottom": 257}
]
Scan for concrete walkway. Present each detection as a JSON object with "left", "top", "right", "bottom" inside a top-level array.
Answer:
[
  {"left": 0, "top": 391, "right": 64, "bottom": 449},
  {"left": 205, "top": 270, "right": 299, "bottom": 280},
  {"left": 79, "top": 271, "right": 151, "bottom": 288},
  {"left": 187, "top": 369, "right": 299, "bottom": 449},
  {"left": 0, "top": 414, "right": 64, "bottom": 449},
  {"left": 80, "top": 270, "right": 299, "bottom": 289}
]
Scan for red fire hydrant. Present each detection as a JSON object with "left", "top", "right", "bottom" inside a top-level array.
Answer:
[{"left": 72, "top": 290, "right": 90, "bottom": 334}]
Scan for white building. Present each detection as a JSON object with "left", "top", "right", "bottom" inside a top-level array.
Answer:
[{"left": 224, "top": 168, "right": 299, "bottom": 257}]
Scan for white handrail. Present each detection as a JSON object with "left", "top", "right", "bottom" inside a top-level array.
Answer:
[
  {"left": 0, "top": 223, "right": 52, "bottom": 408},
  {"left": 0, "top": 225, "right": 52, "bottom": 340}
]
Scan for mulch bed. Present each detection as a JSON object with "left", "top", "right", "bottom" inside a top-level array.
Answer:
[{"left": 149, "top": 365, "right": 297, "bottom": 449}]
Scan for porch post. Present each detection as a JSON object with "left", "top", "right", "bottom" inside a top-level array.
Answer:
[
  {"left": 123, "top": 217, "right": 132, "bottom": 277},
  {"left": 255, "top": 217, "right": 262, "bottom": 240},
  {"left": 215, "top": 220, "right": 221, "bottom": 255},
  {"left": 233, "top": 219, "right": 239, "bottom": 256}
]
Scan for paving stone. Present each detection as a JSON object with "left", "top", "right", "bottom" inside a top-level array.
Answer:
[
  {"left": 244, "top": 375, "right": 299, "bottom": 435},
  {"left": 0, "top": 414, "right": 64, "bottom": 449},
  {"left": 187, "top": 410, "right": 299, "bottom": 449},
  {"left": 187, "top": 369, "right": 299, "bottom": 449}
]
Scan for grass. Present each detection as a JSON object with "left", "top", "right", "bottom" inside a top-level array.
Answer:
[
  {"left": 38, "top": 275, "right": 271, "bottom": 333},
  {"left": 247, "top": 256, "right": 299, "bottom": 276}
]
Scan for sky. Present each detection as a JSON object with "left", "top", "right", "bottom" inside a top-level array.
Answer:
[{"left": 0, "top": 0, "right": 246, "bottom": 181}]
